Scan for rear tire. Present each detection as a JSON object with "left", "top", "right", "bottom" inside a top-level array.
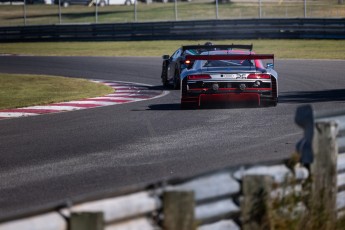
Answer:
[
  {"left": 181, "top": 101, "right": 198, "bottom": 110},
  {"left": 261, "top": 98, "right": 278, "bottom": 107},
  {"left": 161, "top": 65, "right": 169, "bottom": 88},
  {"left": 173, "top": 68, "right": 180, "bottom": 90}
]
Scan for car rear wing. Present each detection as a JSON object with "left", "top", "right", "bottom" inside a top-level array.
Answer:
[
  {"left": 182, "top": 44, "right": 253, "bottom": 52},
  {"left": 184, "top": 54, "right": 275, "bottom": 69},
  {"left": 185, "top": 54, "right": 274, "bottom": 61}
]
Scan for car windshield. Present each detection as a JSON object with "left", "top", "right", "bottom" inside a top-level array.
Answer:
[{"left": 202, "top": 59, "right": 254, "bottom": 68}]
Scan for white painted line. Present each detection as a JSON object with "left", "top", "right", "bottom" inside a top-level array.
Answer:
[
  {"left": 25, "top": 106, "right": 83, "bottom": 111},
  {"left": 62, "top": 101, "right": 119, "bottom": 106},
  {"left": 107, "top": 93, "right": 138, "bottom": 96},
  {"left": 0, "top": 112, "right": 39, "bottom": 117},
  {"left": 91, "top": 97, "right": 143, "bottom": 101},
  {"left": 115, "top": 90, "right": 140, "bottom": 93},
  {"left": 103, "top": 83, "right": 122, "bottom": 86},
  {"left": 115, "top": 86, "right": 146, "bottom": 90}
]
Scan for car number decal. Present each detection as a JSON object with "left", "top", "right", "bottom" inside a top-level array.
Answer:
[{"left": 223, "top": 74, "right": 239, "bottom": 79}]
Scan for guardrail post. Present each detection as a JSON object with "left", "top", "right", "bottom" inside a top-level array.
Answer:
[
  {"left": 70, "top": 212, "right": 104, "bottom": 230},
  {"left": 241, "top": 175, "right": 273, "bottom": 230},
  {"left": 163, "top": 191, "right": 195, "bottom": 230},
  {"left": 310, "top": 120, "right": 338, "bottom": 229}
]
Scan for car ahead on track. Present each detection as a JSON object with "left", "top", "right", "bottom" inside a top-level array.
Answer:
[
  {"left": 180, "top": 45, "right": 278, "bottom": 108},
  {"left": 161, "top": 43, "right": 224, "bottom": 90}
]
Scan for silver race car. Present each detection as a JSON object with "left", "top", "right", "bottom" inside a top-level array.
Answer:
[{"left": 180, "top": 45, "right": 278, "bottom": 108}]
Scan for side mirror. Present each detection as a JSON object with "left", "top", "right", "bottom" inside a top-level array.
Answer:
[
  {"left": 266, "top": 63, "right": 274, "bottom": 69},
  {"left": 162, "top": 55, "right": 170, "bottom": 60}
]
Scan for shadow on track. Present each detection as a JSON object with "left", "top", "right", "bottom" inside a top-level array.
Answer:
[
  {"left": 148, "top": 104, "right": 181, "bottom": 110},
  {"left": 280, "top": 89, "right": 345, "bottom": 104},
  {"left": 147, "top": 102, "right": 262, "bottom": 111}
]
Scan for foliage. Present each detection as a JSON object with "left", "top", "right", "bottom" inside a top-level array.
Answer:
[{"left": 263, "top": 153, "right": 344, "bottom": 230}]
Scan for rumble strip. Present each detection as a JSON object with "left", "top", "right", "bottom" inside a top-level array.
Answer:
[{"left": 0, "top": 80, "right": 166, "bottom": 120}]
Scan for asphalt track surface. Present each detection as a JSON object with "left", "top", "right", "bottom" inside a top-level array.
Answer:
[{"left": 1, "top": 56, "right": 345, "bottom": 221}]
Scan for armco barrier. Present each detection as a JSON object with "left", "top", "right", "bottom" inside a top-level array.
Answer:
[
  {"left": 0, "top": 18, "right": 345, "bottom": 42},
  {"left": 1, "top": 104, "right": 345, "bottom": 230}
]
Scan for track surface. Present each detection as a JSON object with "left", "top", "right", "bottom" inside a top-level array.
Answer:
[{"left": 1, "top": 56, "right": 345, "bottom": 221}]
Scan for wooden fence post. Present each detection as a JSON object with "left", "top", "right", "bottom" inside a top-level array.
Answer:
[
  {"left": 310, "top": 121, "right": 338, "bottom": 229},
  {"left": 163, "top": 191, "right": 195, "bottom": 230},
  {"left": 241, "top": 175, "right": 273, "bottom": 230},
  {"left": 70, "top": 212, "right": 104, "bottom": 230}
]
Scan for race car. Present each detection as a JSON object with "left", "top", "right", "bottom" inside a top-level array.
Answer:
[
  {"left": 161, "top": 43, "right": 232, "bottom": 89},
  {"left": 180, "top": 45, "right": 278, "bottom": 108}
]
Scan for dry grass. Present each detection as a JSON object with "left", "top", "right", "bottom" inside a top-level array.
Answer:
[{"left": 0, "top": 74, "right": 113, "bottom": 109}]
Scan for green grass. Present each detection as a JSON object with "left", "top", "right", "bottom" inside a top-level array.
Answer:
[
  {"left": 1, "top": 39, "right": 345, "bottom": 59},
  {"left": 0, "top": 74, "right": 113, "bottom": 109},
  {"left": 0, "top": 0, "right": 344, "bottom": 26}
]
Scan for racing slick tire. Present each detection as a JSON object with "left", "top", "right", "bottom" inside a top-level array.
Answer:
[
  {"left": 261, "top": 98, "right": 278, "bottom": 107},
  {"left": 181, "top": 101, "right": 198, "bottom": 110},
  {"left": 161, "top": 65, "right": 169, "bottom": 88},
  {"left": 173, "top": 68, "right": 180, "bottom": 90}
]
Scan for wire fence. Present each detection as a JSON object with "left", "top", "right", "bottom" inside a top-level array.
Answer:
[{"left": 0, "top": 0, "right": 344, "bottom": 26}]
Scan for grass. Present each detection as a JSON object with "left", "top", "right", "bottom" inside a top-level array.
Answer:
[
  {"left": 1, "top": 39, "right": 345, "bottom": 59},
  {"left": 0, "top": 74, "right": 113, "bottom": 109},
  {"left": 0, "top": 0, "right": 344, "bottom": 26}
]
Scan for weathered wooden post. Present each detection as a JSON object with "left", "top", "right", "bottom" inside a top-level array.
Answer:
[
  {"left": 241, "top": 175, "right": 273, "bottom": 230},
  {"left": 295, "top": 104, "right": 339, "bottom": 229},
  {"left": 163, "top": 191, "right": 195, "bottom": 230},
  {"left": 70, "top": 212, "right": 104, "bottom": 230},
  {"left": 310, "top": 120, "right": 338, "bottom": 229}
]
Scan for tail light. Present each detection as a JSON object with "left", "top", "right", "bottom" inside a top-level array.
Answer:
[
  {"left": 185, "top": 60, "right": 191, "bottom": 65},
  {"left": 187, "top": 74, "right": 212, "bottom": 80},
  {"left": 247, "top": 74, "right": 271, "bottom": 79}
]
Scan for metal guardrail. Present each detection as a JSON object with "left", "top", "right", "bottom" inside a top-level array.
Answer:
[
  {"left": 1, "top": 104, "right": 345, "bottom": 230},
  {"left": 0, "top": 18, "right": 345, "bottom": 42}
]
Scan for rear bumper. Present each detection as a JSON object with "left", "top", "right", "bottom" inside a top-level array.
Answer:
[
  {"left": 181, "top": 77, "right": 277, "bottom": 108},
  {"left": 181, "top": 92, "right": 263, "bottom": 107},
  {"left": 200, "top": 93, "right": 261, "bottom": 105}
]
